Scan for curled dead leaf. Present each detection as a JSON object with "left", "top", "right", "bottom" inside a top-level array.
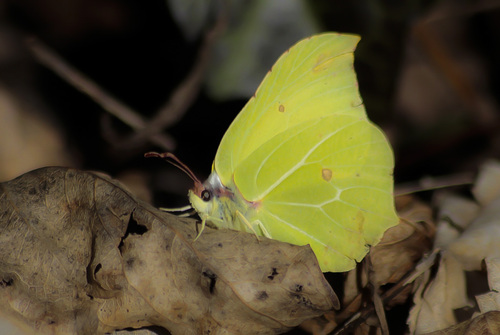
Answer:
[
  {"left": 423, "top": 311, "right": 500, "bottom": 335},
  {"left": 0, "top": 167, "right": 337, "bottom": 334},
  {"left": 370, "top": 195, "right": 435, "bottom": 288},
  {"left": 409, "top": 160, "right": 500, "bottom": 334}
]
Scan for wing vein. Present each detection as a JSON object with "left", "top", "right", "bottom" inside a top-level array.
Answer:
[
  {"left": 263, "top": 210, "right": 349, "bottom": 258},
  {"left": 256, "top": 119, "right": 362, "bottom": 199},
  {"left": 232, "top": 39, "right": 356, "bottom": 167}
]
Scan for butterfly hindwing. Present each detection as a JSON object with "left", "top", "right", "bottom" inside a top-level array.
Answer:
[{"left": 233, "top": 113, "right": 395, "bottom": 271}]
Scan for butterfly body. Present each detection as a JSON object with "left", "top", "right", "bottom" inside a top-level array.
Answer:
[
  {"left": 189, "top": 171, "right": 265, "bottom": 235},
  {"left": 188, "top": 33, "right": 398, "bottom": 272}
]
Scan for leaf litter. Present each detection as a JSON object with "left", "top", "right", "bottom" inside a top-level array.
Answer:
[
  {"left": 2, "top": 162, "right": 500, "bottom": 335},
  {"left": 408, "top": 160, "right": 500, "bottom": 335},
  {"left": 0, "top": 167, "right": 337, "bottom": 334},
  {"left": 300, "top": 162, "right": 500, "bottom": 335}
]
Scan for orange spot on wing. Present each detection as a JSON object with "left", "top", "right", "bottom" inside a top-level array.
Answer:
[
  {"left": 322, "top": 168, "right": 333, "bottom": 181},
  {"left": 354, "top": 211, "right": 365, "bottom": 233},
  {"left": 278, "top": 104, "right": 285, "bottom": 113}
]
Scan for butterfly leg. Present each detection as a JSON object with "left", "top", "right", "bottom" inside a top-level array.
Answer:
[
  {"left": 256, "top": 220, "right": 272, "bottom": 239},
  {"left": 193, "top": 218, "right": 206, "bottom": 241},
  {"left": 236, "top": 211, "right": 272, "bottom": 239},
  {"left": 236, "top": 211, "right": 261, "bottom": 241}
]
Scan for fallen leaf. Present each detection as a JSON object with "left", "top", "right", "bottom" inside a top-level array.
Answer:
[
  {"left": 432, "top": 193, "right": 479, "bottom": 250},
  {"left": 471, "top": 160, "right": 500, "bottom": 206},
  {"left": 475, "top": 257, "right": 500, "bottom": 314},
  {"left": 423, "top": 311, "right": 500, "bottom": 335},
  {"left": 0, "top": 167, "right": 337, "bottom": 334},
  {"left": 409, "top": 252, "right": 469, "bottom": 335},
  {"left": 371, "top": 195, "right": 435, "bottom": 288},
  {"left": 408, "top": 160, "right": 500, "bottom": 334},
  {"left": 448, "top": 179, "right": 500, "bottom": 271}
]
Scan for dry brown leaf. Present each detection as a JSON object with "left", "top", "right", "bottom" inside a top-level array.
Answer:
[
  {"left": 0, "top": 167, "right": 337, "bottom": 334},
  {"left": 432, "top": 193, "right": 479, "bottom": 250},
  {"left": 371, "top": 195, "right": 435, "bottom": 288},
  {"left": 471, "top": 160, "right": 500, "bottom": 206},
  {"left": 409, "top": 160, "right": 500, "bottom": 334},
  {"left": 447, "top": 165, "right": 500, "bottom": 271},
  {"left": 423, "top": 311, "right": 500, "bottom": 335},
  {"left": 447, "top": 197, "right": 500, "bottom": 271},
  {"left": 409, "top": 252, "right": 469, "bottom": 335},
  {"left": 475, "top": 257, "right": 500, "bottom": 315}
]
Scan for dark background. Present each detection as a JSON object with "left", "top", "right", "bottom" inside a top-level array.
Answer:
[{"left": 1, "top": 0, "right": 499, "bottom": 333}]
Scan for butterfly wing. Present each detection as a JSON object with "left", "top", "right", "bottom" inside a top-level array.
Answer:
[
  {"left": 211, "top": 33, "right": 398, "bottom": 272},
  {"left": 214, "top": 33, "right": 365, "bottom": 186},
  {"left": 234, "top": 113, "right": 396, "bottom": 272}
]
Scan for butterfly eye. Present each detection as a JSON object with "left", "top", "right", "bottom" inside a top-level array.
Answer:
[{"left": 201, "top": 190, "right": 211, "bottom": 202}]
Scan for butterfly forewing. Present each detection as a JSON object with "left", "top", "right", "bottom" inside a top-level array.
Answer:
[{"left": 215, "top": 34, "right": 364, "bottom": 187}]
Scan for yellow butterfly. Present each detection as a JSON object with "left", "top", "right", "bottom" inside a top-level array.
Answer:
[{"left": 151, "top": 33, "right": 398, "bottom": 272}]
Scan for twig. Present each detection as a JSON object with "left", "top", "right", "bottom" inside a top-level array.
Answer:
[
  {"left": 119, "top": 6, "right": 228, "bottom": 149},
  {"left": 367, "top": 257, "right": 389, "bottom": 335},
  {"left": 26, "top": 37, "right": 176, "bottom": 151},
  {"left": 395, "top": 172, "right": 474, "bottom": 196},
  {"left": 331, "top": 250, "right": 440, "bottom": 335}
]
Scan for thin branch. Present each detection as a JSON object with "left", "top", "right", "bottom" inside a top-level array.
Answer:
[
  {"left": 26, "top": 37, "right": 176, "bottom": 151},
  {"left": 332, "top": 250, "right": 440, "bottom": 335},
  {"left": 119, "top": 7, "right": 228, "bottom": 148},
  {"left": 395, "top": 172, "right": 474, "bottom": 196}
]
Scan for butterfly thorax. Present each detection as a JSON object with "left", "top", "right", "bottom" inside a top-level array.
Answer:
[{"left": 188, "top": 170, "right": 261, "bottom": 233}]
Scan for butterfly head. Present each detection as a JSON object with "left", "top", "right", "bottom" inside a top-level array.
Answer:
[
  {"left": 188, "top": 171, "right": 233, "bottom": 224},
  {"left": 144, "top": 151, "right": 218, "bottom": 218},
  {"left": 144, "top": 152, "right": 234, "bottom": 224}
]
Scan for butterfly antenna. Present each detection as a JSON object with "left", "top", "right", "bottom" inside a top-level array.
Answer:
[{"left": 145, "top": 151, "right": 202, "bottom": 185}]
